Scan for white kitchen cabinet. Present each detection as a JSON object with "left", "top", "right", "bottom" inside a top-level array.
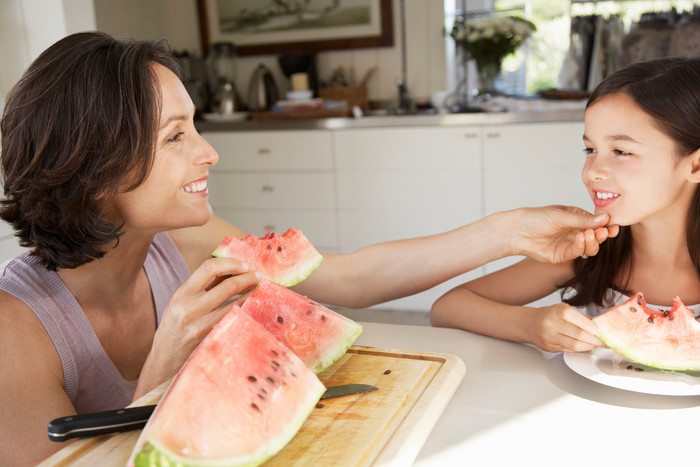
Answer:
[
  {"left": 203, "top": 130, "right": 339, "bottom": 252},
  {"left": 333, "top": 126, "right": 484, "bottom": 311}
]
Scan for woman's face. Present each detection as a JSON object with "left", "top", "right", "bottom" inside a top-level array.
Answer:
[
  {"left": 582, "top": 92, "right": 698, "bottom": 227},
  {"left": 111, "top": 64, "right": 218, "bottom": 234}
]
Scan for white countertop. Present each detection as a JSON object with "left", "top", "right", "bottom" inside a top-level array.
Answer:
[{"left": 356, "top": 322, "right": 700, "bottom": 467}]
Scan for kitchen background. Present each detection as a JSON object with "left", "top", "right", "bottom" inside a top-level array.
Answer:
[{"left": 1, "top": 0, "right": 699, "bottom": 318}]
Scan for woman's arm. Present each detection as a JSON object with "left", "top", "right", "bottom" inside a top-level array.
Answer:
[
  {"left": 431, "top": 258, "right": 603, "bottom": 352},
  {"left": 170, "top": 207, "right": 616, "bottom": 309}
]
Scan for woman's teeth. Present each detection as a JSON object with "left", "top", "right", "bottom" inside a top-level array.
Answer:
[
  {"left": 596, "top": 192, "right": 618, "bottom": 200},
  {"left": 182, "top": 180, "right": 207, "bottom": 193}
]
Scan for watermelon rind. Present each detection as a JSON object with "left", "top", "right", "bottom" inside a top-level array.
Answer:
[
  {"left": 593, "top": 293, "right": 700, "bottom": 372},
  {"left": 129, "top": 307, "right": 325, "bottom": 467},
  {"left": 211, "top": 228, "right": 323, "bottom": 287}
]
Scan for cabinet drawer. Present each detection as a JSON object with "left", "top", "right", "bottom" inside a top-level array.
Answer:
[
  {"left": 215, "top": 209, "right": 338, "bottom": 251},
  {"left": 337, "top": 169, "right": 479, "bottom": 210},
  {"left": 209, "top": 173, "right": 336, "bottom": 209},
  {"left": 333, "top": 127, "right": 481, "bottom": 169},
  {"left": 203, "top": 130, "right": 333, "bottom": 170}
]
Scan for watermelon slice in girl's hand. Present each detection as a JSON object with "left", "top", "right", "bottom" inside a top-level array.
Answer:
[
  {"left": 242, "top": 279, "right": 363, "bottom": 373},
  {"left": 593, "top": 292, "right": 700, "bottom": 371},
  {"left": 128, "top": 306, "right": 325, "bottom": 467},
  {"left": 212, "top": 228, "right": 323, "bottom": 286}
]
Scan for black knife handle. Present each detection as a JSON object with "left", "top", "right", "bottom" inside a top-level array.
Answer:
[{"left": 48, "top": 405, "right": 156, "bottom": 442}]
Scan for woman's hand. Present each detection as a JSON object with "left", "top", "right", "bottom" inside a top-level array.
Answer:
[
  {"left": 525, "top": 303, "right": 603, "bottom": 353},
  {"left": 135, "top": 257, "right": 260, "bottom": 398},
  {"left": 512, "top": 206, "right": 619, "bottom": 264}
]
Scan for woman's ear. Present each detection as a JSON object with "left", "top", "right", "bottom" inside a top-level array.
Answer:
[{"left": 688, "top": 148, "right": 700, "bottom": 183}]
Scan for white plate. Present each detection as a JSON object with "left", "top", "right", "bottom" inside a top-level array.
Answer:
[
  {"left": 201, "top": 112, "right": 248, "bottom": 122},
  {"left": 564, "top": 348, "right": 700, "bottom": 396}
]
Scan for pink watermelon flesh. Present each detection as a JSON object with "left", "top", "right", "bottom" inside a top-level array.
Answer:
[
  {"left": 211, "top": 228, "right": 323, "bottom": 287},
  {"left": 129, "top": 306, "right": 325, "bottom": 466},
  {"left": 242, "top": 279, "right": 363, "bottom": 373},
  {"left": 593, "top": 292, "right": 700, "bottom": 371}
]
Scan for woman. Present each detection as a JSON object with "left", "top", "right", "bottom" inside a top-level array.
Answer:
[
  {"left": 0, "top": 32, "right": 615, "bottom": 464},
  {"left": 431, "top": 57, "right": 700, "bottom": 353}
]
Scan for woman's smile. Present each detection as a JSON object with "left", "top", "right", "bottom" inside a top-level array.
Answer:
[{"left": 181, "top": 177, "right": 209, "bottom": 195}]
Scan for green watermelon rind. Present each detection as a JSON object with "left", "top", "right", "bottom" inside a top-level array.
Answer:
[
  {"left": 312, "top": 322, "right": 363, "bottom": 374},
  {"left": 132, "top": 378, "right": 324, "bottom": 467}
]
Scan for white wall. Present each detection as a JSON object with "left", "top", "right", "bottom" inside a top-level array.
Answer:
[{"left": 93, "top": 0, "right": 451, "bottom": 104}]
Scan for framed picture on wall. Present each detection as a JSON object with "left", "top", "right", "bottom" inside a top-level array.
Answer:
[{"left": 197, "top": 0, "right": 393, "bottom": 56}]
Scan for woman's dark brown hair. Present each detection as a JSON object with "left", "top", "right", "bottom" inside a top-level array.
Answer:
[
  {"left": 0, "top": 32, "right": 179, "bottom": 270},
  {"left": 562, "top": 56, "right": 700, "bottom": 307}
]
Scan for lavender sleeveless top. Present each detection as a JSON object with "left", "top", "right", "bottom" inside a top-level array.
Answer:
[{"left": 0, "top": 232, "right": 191, "bottom": 413}]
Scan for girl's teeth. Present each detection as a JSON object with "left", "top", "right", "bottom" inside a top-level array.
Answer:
[
  {"left": 182, "top": 181, "right": 207, "bottom": 193},
  {"left": 596, "top": 192, "right": 618, "bottom": 200}
]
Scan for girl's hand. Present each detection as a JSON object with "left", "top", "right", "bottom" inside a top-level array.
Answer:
[
  {"left": 525, "top": 303, "right": 603, "bottom": 353},
  {"left": 136, "top": 257, "right": 261, "bottom": 397}
]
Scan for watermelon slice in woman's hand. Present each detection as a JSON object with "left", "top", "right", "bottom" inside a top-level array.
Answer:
[
  {"left": 212, "top": 228, "right": 323, "bottom": 286},
  {"left": 593, "top": 292, "right": 700, "bottom": 371}
]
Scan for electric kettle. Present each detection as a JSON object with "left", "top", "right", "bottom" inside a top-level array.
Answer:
[{"left": 247, "top": 63, "right": 279, "bottom": 111}]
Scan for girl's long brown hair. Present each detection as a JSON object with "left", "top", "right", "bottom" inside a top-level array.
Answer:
[{"left": 562, "top": 57, "right": 700, "bottom": 307}]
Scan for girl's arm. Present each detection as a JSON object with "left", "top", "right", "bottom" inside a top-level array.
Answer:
[{"left": 431, "top": 258, "right": 603, "bottom": 353}]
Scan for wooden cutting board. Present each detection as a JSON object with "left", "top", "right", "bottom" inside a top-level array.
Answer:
[{"left": 39, "top": 346, "right": 465, "bottom": 467}]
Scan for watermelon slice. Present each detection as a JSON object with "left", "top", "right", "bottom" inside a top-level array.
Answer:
[
  {"left": 593, "top": 292, "right": 700, "bottom": 371},
  {"left": 129, "top": 306, "right": 325, "bottom": 467},
  {"left": 242, "top": 279, "right": 363, "bottom": 373},
  {"left": 212, "top": 228, "right": 323, "bottom": 286}
]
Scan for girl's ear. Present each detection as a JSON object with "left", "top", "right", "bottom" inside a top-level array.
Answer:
[{"left": 688, "top": 149, "right": 700, "bottom": 183}]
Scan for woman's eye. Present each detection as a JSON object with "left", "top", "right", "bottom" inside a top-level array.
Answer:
[{"left": 168, "top": 132, "right": 184, "bottom": 143}]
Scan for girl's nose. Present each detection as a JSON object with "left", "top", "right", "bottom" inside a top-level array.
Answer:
[{"left": 584, "top": 155, "right": 608, "bottom": 182}]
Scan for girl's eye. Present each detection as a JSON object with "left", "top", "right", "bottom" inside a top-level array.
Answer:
[
  {"left": 168, "top": 132, "right": 184, "bottom": 143},
  {"left": 583, "top": 147, "right": 595, "bottom": 155},
  {"left": 613, "top": 148, "right": 631, "bottom": 156}
]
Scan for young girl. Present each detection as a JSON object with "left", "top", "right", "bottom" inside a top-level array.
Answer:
[{"left": 431, "top": 57, "right": 700, "bottom": 354}]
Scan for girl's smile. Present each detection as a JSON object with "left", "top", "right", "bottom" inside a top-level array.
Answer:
[{"left": 592, "top": 190, "right": 619, "bottom": 208}]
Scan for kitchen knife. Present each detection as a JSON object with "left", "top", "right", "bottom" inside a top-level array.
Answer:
[{"left": 48, "top": 383, "right": 377, "bottom": 442}]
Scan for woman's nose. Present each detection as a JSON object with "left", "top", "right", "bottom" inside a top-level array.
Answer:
[{"left": 196, "top": 133, "right": 219, "bottom": 166}]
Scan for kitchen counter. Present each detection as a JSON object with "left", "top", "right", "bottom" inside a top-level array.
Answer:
[
  {"left": 196, "top": 106, "right": 585, "bottom": 132},
  {"left": 41, "top": 321, "right": 700, "bottom": 466},
  {"left": 356, "top": 322, "right": 700, "bottom": 466}
]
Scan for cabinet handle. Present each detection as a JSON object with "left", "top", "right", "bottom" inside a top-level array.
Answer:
[
  {"left": 264, "top": 224, "right": 276, "bottom": 231},
  {"left": 261, "top": 184, "right": 275, "bottom": 193},
  {"left": 486, "top": 132, "right": 501, "bottom": 139},
  {"left": 258, "top": 148, "right": 271, "bottom": 155},
  {"left": 463, "top": 132, "right": 479, "bottom": 139}
]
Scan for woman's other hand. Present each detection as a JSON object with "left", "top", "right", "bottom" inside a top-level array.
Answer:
[
  {"left": 135, "top": 257, "right": 260, "bottom": 398},
  {"left": 525, "top": 303, "right": 603, "bottom": 353},
  {"left": 512, "top": 205, "right": 619, "bottom": 263}
]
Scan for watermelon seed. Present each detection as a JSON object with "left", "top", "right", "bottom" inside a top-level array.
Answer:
[
  {"left": 266, "top": 244, "right": 273, "bottom": 250},
  {"left": 320, "top": 315, "right": 327, "bottom": 322},
  {"left": 669, "top": 315, "right": 674, "bottom": 321},
  {"left": 635, "top": 367, "right": 644, "bottom": 372},
  {"left": 276, "top": 316, "right": 284, "bottom": 324},
  {"left": 271, "top": 349, "right": 279, "bottom": 356},
  {"left": 277, "top": 246, "right": 283, "bottom": 252},
  {"left": 630, "top": 307, "right": 637, "bottom": 312},
  {"left": 626, "top": 365, "right": 634, "bottom": 370},
  {"left": 257, "top": 393, "right": 265, "bottom": 400},
  {"left": 306, "top": 310, "right": 313, "bottom": 316},
  {"left": 271, "top": 360, "right": 280, "bottom": 371},
  {"left": 247, "top": 376, "right": 257, "bottom": 382},
  {"left": 251, "top": 403, "right": 261, "bottom": 412},
  {"left": 316, "top": 403, "right": 325, "bottom": 409},
  {"left": 266, "top": 376, "right": 275, "bottom": 384},
  {"left": 648, "top": 317, "right": 654, "bottom": 324},
  {"left": 260, "top": 388, "right": 267, "bottom": 395},
  {"left": 383, "top": 369, "right": 392, "bottom": 375},
  {"left": 663, "top": 310, "right": 670, "bottom": 317}
]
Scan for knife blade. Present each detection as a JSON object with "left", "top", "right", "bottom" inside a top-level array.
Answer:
[{"left": 48, "top": 383, "right": 377, "bottom": 442}]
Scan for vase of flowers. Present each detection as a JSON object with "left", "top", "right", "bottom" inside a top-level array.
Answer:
[{"left": 449, "top": 15, "right": 536, "bottom": 98}]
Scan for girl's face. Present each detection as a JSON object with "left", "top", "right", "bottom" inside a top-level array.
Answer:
[
  {"left": 582, "top": 92, "right": 699, "bottom": 227},
  {"left": 111, "top": 64, "right": 218, "bottom": 234}
]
